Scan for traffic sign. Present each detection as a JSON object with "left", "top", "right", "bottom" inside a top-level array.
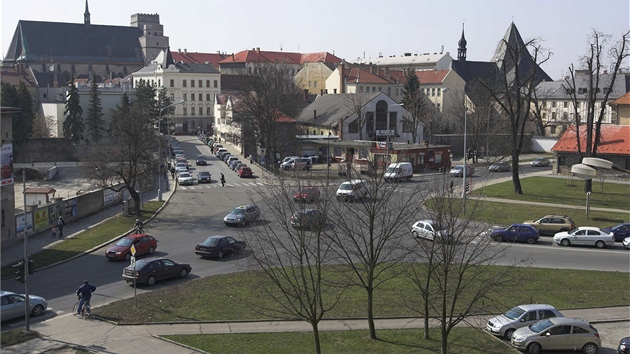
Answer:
[{"left": 130, "top": 244, "right": 136, "bottom": 256}]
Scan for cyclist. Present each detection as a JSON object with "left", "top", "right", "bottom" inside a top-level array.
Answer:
[
  {"left": 134, "top": 219, "right": 144, "bottom": 234},
  {"left": 75, "top": 280, "right": 96, "bottom": 317}
]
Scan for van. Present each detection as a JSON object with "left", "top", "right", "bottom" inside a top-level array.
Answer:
[
  {"left": 279, "top": 156, "right": 300, "bottom": 168},
  {"left": 336, "top": 179, "right": 369, "bottom": 202},
  {"left": 290, "top": 158, "right": 312, "bottom": 171},
  {"left": 384, "top": 162, "right": 413, "bottom": 182}
]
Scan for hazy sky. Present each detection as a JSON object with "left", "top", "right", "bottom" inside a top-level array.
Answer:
[{"left": 2, "top": 0, "right": 629, "bottom": 80}]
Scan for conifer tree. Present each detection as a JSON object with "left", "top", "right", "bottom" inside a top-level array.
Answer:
[{"left": 63, "top": 77, "right": 85, "bottom": 143}]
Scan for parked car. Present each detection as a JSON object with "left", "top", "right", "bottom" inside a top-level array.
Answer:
[
  {"left": 237, "top": 166, "right": 253, "bottom": 178},
  {"left": 195, "top": 155, "right": 207, "bottom": 166},
  {"left": 486, "top": 304, "right": 562, "bottom": 340},
  {"left": 531, "top": 157, "right": 551, "bottom": 167},
  {"left": 290, "top": 209, "right": 326, "bottom": 230},
  {"left": 618, "top": 337, "right": 630, "bottom": 354},
  {"left": 233, "top": 162, "right": 247, "bottom": 172},
  {"left": 553, "top": 226, "right": 615, "bottom": 248},
  {"left": 279, "top": 156, "right": 299, "bottom": 167},
  {"left": 449, "top": 165, "right": 474, "bottom": 177},
  {"left": 293, "top": 186, "right": 321, "bottom": 203},
  {"left": 601, "top": 222, "right": 630, "bottom": 242},
  {"left": 215, "top": 148, "right": 228, "bottom": 157},
  {"left": 623, "top": 237, "right": 630, "bottom": 250},
  {"left": 177, "top": 171, "right": 194, "bottom": 185},
  {"left": 226, "top": 156, "right": 239, "bottom": 166},
  {"left": 1, "top": 290, "right": 47, "bottom": 321},
  {"left": 411, "top": 220, "right": 453, "bottom": 243},
  {"left": 223, "top": 204, "right": 261, "bottom": 226},
  {"left": 194, "top": 235, "right": 246, "bottom": 259},
  {"left": 197, "top": 171, "right": 211, "bottom": 183},
  {"left": 175, "top": 157, "right": 188, "bottom": 167},
  {"left": 122, "top": 257, "right": 191, "bottom": 286},
  {"left": 175, "top": 163, "right": 188, "bottom": 173},
  {"left": 105, "top": 233, "right": 158, "bottom": 261},
  {"left": 489, "top": 161, "right": 512, "bottom": 172},
  {"left": 523, "top": 215, "right": 575, "bottom": 236},
  {"left": 174, "top": 152, "right": 185, "bottom": 159},
  {"left": 489, "top": 224, "right": 539, "bottom": 244},
  {"left": 229, "top": 159, "right": 241, "bottom": 170},
  {"left": 511, "top": 317, "right": 600, "bottom": 354}
]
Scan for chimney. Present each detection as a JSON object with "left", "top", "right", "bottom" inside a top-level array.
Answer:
[
  {"left": 320, "top": 89, "right": 324, "bottom": 96},
  {"left": 339, "top": 62, "right": 344, "bottom": 94},
  {"left": 303, "top": 89, "right": 309, "bottom": 101},
  {"left": 603, "top": 69, "right": 608, "bottom": 74},
  {"left": 184, "top": 48, "right": 187, "bottom": 54},
  {"left": 256, "top": 47, "right": 260, "bottom": 53},
  {"left": 313, "top": 110, "right": 317, "bottom": 119},
  {"left": 178, "top": 48, "right": 181, "bottom": 53},
  {"left": 232, "top": 53, "right": 234, "bottom": 60}
]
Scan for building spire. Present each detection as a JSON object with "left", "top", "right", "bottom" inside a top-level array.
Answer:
[
  {"left": 457, "top": 23, "right": 467, "bottom": 62},
  {"left": 84, "top": 0, "right": 91, "bottom": 25}
]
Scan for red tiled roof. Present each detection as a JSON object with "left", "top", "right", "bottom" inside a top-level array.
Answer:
[
  {"left": 275, "top": 111, "right": 296, "bottom": 123},
  {"left": 552, "top": 125, "right": 630, "bottom": 155},
  {"left": 24, "top": 187, "right": 56, "bottom": 194},
  {"left": 299, "top": 52, "right": 342, "bottom": 65},
  {"left": 415, "top": 70, "right": 448, "bottom": 84},
  {"left": 611, "top": 91, "right": 630, "bottom": 105},
  {"left": 219, "top": 49, "right": 302, "bottom": 64},
  {"left": 345, "top": 68, "right": 391, "bottom": 84},
  {"left": 171, "top": 52, "right": 226, "bottom": 68}
]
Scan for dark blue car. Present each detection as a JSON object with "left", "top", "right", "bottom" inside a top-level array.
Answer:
[
  {"left": 601, "top": 222, "right": 630, "bottom": 242},
  {"left": 489, "top": 224, "right": 539, "bottom": 244}
]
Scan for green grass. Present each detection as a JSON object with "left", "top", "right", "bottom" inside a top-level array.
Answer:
[
  {"left": 164, "top": 328, "right": 514, "bottom": 354},
  {"left": 1, "top": 201, "right": 162, "bottom": 279},
  {"left": 0, "top": 328, "right": 39, "bottom": 348}
]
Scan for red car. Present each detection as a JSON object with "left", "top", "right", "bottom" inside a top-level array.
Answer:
[
  {"left": 293, "top": 186, "right": 321, "bottom": 203},
  {"left": 106, "top": 234, "right": 158, "bottom": 261},
  {"left": 237, "top": 166, "right": 253, "bottom": 178}
]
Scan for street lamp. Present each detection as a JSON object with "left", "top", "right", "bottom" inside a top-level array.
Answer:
[
  {"left": 443, "top": 86, "right": 467, "bottom": 213},
  {"left": 326, "top": 131, "right": 332, "bottom": 186},
  {"left": 158, "top": 99, "right": 185, "bottom": 202},
  {"left": 571, "top": 157, "right": 630, "bottom": 217}
]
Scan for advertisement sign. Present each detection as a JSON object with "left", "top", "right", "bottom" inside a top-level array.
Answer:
[
  {"left": 1, "top": 143, "right": 14, "bottom": 186},
  {"left": 65, "top": 199, "right": 77, "bottom": 218},
  {"left": 103, "top": 189, "right": 118, "bottom": 206},
  {"left": 33, "top": 208, "right": 49, "bottom": 231},
  {"left": 16, "top": 213, "right": 33, "bottom": 238},
  {"left": 49, "top": 204, "right": 63, "bottom": 224}
]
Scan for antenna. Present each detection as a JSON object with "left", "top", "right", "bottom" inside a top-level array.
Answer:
[{"left": 279, "top": 43, "right": 283, "bottom": 51}]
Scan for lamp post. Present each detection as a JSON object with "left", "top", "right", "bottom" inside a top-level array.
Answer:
[
  {"left": 326, "top": 131, "right": 332, "bottom": 186},
  {"left": 571, "top": 157, "right": 630, "bottom": 218},
  {"left": 443, "top": 87, "right": 467, "bottom": 213},
  {"left": 158, "top": 99, "right": 185, "bottom": 201}
]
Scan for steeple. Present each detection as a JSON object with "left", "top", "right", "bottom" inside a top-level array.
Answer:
[
  {"left": 84, "top": 0, "right": 91, "bottom": 25},
  {"left": 457, "top": 23, "right": 467, "bottom": 62}
]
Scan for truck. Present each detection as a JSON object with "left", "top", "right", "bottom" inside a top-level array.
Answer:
[{"left": 384, "top": 162, "right": 413, "bottom": 182}]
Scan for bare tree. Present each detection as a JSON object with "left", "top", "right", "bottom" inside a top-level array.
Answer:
[
  {"left": 344, "top": 92, "right": 376, "bottom": 141},
  {"left": 31, "top": 112, "right": 53, "bottom": 138},
  {"left": 562, "top": 29, "right": 629, "bottom": 192},
  {"left": 479, "top": 37, "right": 550, "bottom": 194},
  {"left": 405, "top": 178, "right": 521, "bottom": 353},
  {"left": 326, "top": 169, "right": 427, "bottom": 339},
  {"left": 246, "top": 178, "right": 345, "bottom": 354}
]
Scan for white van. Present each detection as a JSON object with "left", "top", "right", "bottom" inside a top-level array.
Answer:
[
  {"left": 384, "top": 162, "right": 413, "bottom": 182},
  {"left": 336, "top": 179, "right": 369, "bottom": 202},
  {"left": 279, "top": 156, "right": 300, "bottom": 168}
]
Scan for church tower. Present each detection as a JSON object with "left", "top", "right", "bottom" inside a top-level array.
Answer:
[
  {"left": 457, "top": 23, "right": 467, "bottom": 62},
  {"left": 131, "top": 13, "right": 170, "bottom": 63},
  {"left": 84, "top": 0, "right": 91, "bottom": 25}
]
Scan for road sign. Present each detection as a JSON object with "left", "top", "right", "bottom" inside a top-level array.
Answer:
[
  {"left": 130, "top": 256, "right": 136, "bottom": 266},
  {"left": 130, "top": 244, "right": 136, "bottom": 256}
]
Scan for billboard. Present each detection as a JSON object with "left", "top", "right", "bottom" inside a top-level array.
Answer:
[{"left": 1, "top": 143, "right": 13, "bottom": 185}]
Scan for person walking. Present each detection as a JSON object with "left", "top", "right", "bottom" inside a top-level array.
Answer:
[
  {"left": 57, "top": 216, "right": 66, "bottom": 238},
  {"left": 220, "top": 173, "right": 226, "bottom": 187},
  {"left": 449, "top": 180, "right": 454, "bottom": 194},
  {"left": 170, "top": 166, "right": 175, "bottom": 179},
  {"left": 75, "top": 280, "right": 96, "bottom": 317}
]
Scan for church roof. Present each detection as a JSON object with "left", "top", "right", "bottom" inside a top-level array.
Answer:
[{"left": 4, "top": 20, "right": 145, "bottom": 64}]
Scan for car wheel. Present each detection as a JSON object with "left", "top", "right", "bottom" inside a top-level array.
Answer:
[
  {"left": 146, "top": 275, "right": 157, "bottom": 286},
  {"left": 526, "top": 237, "right": 535, "bottom": 244},
  {"left": 493, "top": 235, "right": 503, "bottom": 242},
  {"left": 412, "top": 231, "right": 419, "bottom": 238},
  {"left": 560, "top": 239, "right": 570, "bottom": 246},
  {"left": 148, "top": 246, "right": 155, "bottom": 254},
  {"left": 527, "top": 342, "right": 541, "bottom": 354},
  {"left": 124, "top": 253, "right": 131, "bottom": 261},
  {"left": 504, "top": 328, "right": 515, "bottom": 340},
  {"left": 179, "top": 268, "right": 189, "bottom": 278},
  {"left": 31, "top": 304, "right": 45, "bottom": 316},
  {"left": 241, "top": 219, "right": 247, "bottom": 227},
  {"left": 582, "top": 343, "right": 598, "bottom": 354},
  {"left": 217, "top": 251, "right": 224, "bottom": 259},
  {"left": 594, "top": 240, "right": 605, "bottom": 248}
]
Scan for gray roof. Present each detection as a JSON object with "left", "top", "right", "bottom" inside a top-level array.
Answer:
[
  {"left": 536, "top": 73, "right": 629, "bottom": 100},
  {"left": 4, "top": 20, "right": 145, "bottom": 64},
  {"left": 294, "top": 92, "right": 382, "bottom": 127}
]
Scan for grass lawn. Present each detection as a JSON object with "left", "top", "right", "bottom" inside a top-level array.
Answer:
[
  {"left": 0, "top": 201, "right": 162, "bottom": 279},
  {"left": 0, "top": 328, "right": 39, "bottom": 348},
  {"left": 164, "top": 328, "right": 515, "bottom": 354}
]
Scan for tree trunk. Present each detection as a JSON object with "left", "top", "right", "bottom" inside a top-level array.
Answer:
[
  {"left": 511, "top": 156, "right": 523, "bottom": 194},
  {"left": 311, "top": 321, "right": 322, "bottom": 354},
  {"left": 129, "top": 188, "right": 142, "bottom": 217},
  {"left": 367, "top": 287, "right": 377, "bottom": 339},
  {"left": 423, "top": 297, "right": 430, "bottom": 339}
]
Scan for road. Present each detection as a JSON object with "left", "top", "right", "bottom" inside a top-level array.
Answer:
[{"left": 2, "top": 136, "right": 628, "bottom": 333}]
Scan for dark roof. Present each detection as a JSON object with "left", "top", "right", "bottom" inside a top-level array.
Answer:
[
  {"left": 4, "top": 20, "right": 145, "bottom": 64},
  {"left": 451, "top": 60, "right": 499, "bottom": 85}
]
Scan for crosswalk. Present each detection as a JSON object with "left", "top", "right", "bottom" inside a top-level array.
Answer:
[{"left": 178, "top": 182, "right": 263, "bottom": 190}]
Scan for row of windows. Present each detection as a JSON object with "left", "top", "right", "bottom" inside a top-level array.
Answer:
[
  {"left": 182, "top": 93, "right": 214, "bottom": 102},
  {"left": 170, "top": 79, "right": 219, "bottom": 88},
  {"left": 181, "top": 107, "right": 213, "bottom": 116}
]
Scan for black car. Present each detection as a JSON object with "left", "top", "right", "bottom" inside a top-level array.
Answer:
[
  {"left": 197, "top": 171, "right": 212, "bottom": 183},
  {"left": 619, "top": 337, "right": 630, "bottom": 354},
  {"left": 195, "top": 236, "right": 246, "bottom": 259},
  {"left": 290, "top": 209, "right": 326, "bottom": 230},
  {"left": 195, "top": 155, "right": 207, "bottom": 165},
  {"left": 122, "top": 257, "right": 191, "bottom": 286},
  {"left": 601, "top": 222, "right": 630, "bottom": 242}
]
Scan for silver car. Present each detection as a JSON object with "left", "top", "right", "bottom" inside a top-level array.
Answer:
[
  {"left": 223, "top": 204, "right": 261, "bottom": 226},
  {"left": 486, "top": 304, "right": 562, "bottom": 340},
  {"left": 511, "top": 317, "right": 600, "bottom": 354},
  {"left": 1, "top": 290, "right": 48, "bottom": 321}
]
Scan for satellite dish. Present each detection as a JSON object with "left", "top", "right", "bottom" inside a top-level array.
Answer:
[{"left": 49, "top": 65, "right": 55, "bottom": 72}]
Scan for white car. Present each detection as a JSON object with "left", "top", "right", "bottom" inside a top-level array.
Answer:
[
  {"left": 411, "top": 220, "right": 452, "bottom": 243},
  {"left": 553, "top": 226, "right": 615, "bottom": 248},
  {"left": 449, "top": 165, "right": 474, "bottom": 177},
  {"left": 174, "top": 163, "right": 187, "bottom": 173},
  {"left": 622, "top": 236, "right": 630, "bottom": 249},
  {"left": 486, "top": 304, "right": 563, "bottom": 340},
  {"left": 177, "top": 171, "right": 194, "bottom": 185}
]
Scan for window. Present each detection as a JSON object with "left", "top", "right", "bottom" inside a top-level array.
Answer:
[
  {"left": 550, "top": 126, "right": 556, "bottom": 135},
  {"left": 372, "top": 87, "right": 376, "bottom": 92},
  {"left": 578, "top": 88, "right": 587, "bottom": 94},
  {"left": 214, "top": 80, "right": 218, "bottom": 88},
  {"left": 359, "top": 86, "right": 364, "bottom": 93},
  {"left": 183, "top": 93, "right": 187, "bottom": 101},
  {"left": 191, "top": 80, "right": 195, "bottom": 87},
  {"left": 183, "top": 80, "right": 187, "bottom": 87},
  {"left": 199, "top": 80, "right": 202, "bottom": 87},
  {"left": 563, "top": 102, "right": 568, "bottom": 108},
  {"left": 314, "top": 81, "right": 318, "bottom": 88},
  {"left": 206, "top": 107, "right": 212, "bottom": 115},
  {"left": 388, "top": 87, "right": 391, "bottom": 96},
  {"left": 183, "top": 107, "right": 187, "bottom": 115},
  {"left": 308, "top": 81, "right": 311, "bottom": 87},
  {"left": 552, "top": 101, "right": 557, "bottom": 107},
  {"left": 206, "top": 93, "right": 210, "bottom": 101},
  {"left": 437, "top": 89, "right": 441, "bottom": 96},
  {"left": 562, "top": 112, "right": 568, "bottom": 120},
  {"left": 206, "top": 80, "right": 210, "bottom": 87},
  {"left": 348, "top": 119, "right": 359, "bottom": 133},
  {"left": 170, "top": 79, "right": 174, "bottom": 87},
  {"left": 431, "top": 88, "right": 436, "bottom": 96},
  {"left": 552, "top": 112, "right": 557, "bottom": 121},
  {"left": 198, "top": 94, "right": 202, "bottom": 102},
  {"left": 158, "top": 79, "right": 161, "bottom": 87},
  {"left": 191, "top": 94, "right": 195, "bottom": 101},
  {"left": 191, "top": 107, "right": 196, "bottom": 115}
]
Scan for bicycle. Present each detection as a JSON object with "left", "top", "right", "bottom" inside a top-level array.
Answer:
[{"left": 73, "top": 296, "right": 92, "bottom": 319}]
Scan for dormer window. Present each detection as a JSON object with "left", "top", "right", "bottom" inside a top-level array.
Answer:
[{"left": 578, "top": 88, "right": 587, "bottom": 94}]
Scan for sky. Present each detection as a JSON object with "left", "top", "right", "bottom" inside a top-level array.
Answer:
[{"left": 2, "top": 0, "right": 629, "bottom": 80}]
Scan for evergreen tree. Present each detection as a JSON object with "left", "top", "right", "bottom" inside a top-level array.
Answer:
[
  {"left": 86, "top": 82, "right": 105, "bottom": 144},
  {"left": 156, "top": 87, "right": 173, "bottom": 134},
  {"left": 63, "top": 77, "right": 85, "bottom": 143},
  {"left": 1, "top": 82, "right": 35, "bottom": 145},
  {"left": 133, "top": 79, "right": 158, "bottom": 125}
]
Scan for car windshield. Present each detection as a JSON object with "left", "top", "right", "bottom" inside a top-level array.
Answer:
[
  {"left": 115, "top": 238, "right": 134, "bottom": 247},
  {"left": 504, "top": 306, "right": 526, "bottom": 320},
  {"left": 176, "top": 163, "right": 186, "bottom": 168},
  {"left": 199, "top": 172, "right": 210, "bottom": 176},
  {"left": 180, "top": 172, "right": 190, "bottom": 177},
  {"left": 202, "top": 237, "right": 220, "bottom": 247},
  {"left": 385, "top": 167, "right": 400, "bottom": 173},
  {"left": 529, "top": 318, "right": 554, "bottom": 333},
  {"left": 231, "top": 208, "right": 246, "bottom": 215},
  {"left": 339, "top": 183, "right": 353, "bottom": 191}
]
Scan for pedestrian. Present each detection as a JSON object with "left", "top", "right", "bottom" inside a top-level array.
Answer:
[
  {"left": 449, "top": 180, "right": 454, "bottom": 194},
  {"left": 248, "top": 154, "right": 253, "bottom": 164},
  {"left": 170, "top": 166, "right": 175, "bottom": 179},
  {"left": 220, "top": 173, "right": 226, "bottom": 187},
  {"left": 57, "top": 216, "right": 66, "bottom": 238},
  {"left": 51, "top": 226, "right": 58, "bottom": 238}
]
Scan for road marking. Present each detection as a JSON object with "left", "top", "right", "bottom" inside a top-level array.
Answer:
[{"left": 179, "top": 182, "right": 263, "bottom": 190}]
